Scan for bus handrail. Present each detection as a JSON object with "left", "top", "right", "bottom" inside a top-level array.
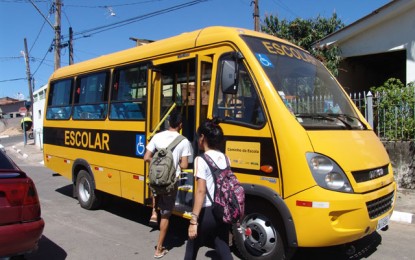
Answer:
[{"left": 148, "top": 103, "right": 177, "bottom": 140}]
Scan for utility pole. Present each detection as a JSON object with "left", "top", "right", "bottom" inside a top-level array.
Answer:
[
  {"left": 22, "top": 38, "right": 34, "bottom": 146},
  {"left": 69, "top": 27, "right": 74, "bottom": 65},
  {"left": 23, "top": 38, "right": 34, "bottom": 115},
  {"left": 253, "top": 0, "right": 259, "bottom": 31},
  {"left": 54, "top": 0, "right": 62, "bottom": 70}
]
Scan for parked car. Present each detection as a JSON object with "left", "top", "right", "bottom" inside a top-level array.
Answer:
[{"left": 0, "top": 150, "right": 44, "bottom": 258}]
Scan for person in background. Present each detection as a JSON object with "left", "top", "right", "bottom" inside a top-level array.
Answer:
[
  {"left": 184, "top": 118, "right": 233, "bottom": 260},
  {"left": 144, "top": 109, "right": 193, "bottom": 259}
]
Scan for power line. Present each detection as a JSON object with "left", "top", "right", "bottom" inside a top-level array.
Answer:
[
  {"left": 63, "top": 0, "right": 209, "bottom": 40},
  {"left": 0, "top": 78, "right": 26, "bottom": 83},
  {"left": 271, "top": 0, "right": 299, "bottom": 19},
  {"left": 0, "top": 57, "right": 22, "bottom": 61},
  {"left": 64, "top": 0, "right": 167, "bottom": 9},
  {"left": 32, "top": 41, "right": 54, "bottom": 76},
  {"left": 29, "top": 19, "right": 47, "bottom": 53}
]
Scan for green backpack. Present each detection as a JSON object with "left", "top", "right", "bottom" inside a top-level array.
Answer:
[{"left": 149, "top": 135, "right": 185, "bottom": 195}]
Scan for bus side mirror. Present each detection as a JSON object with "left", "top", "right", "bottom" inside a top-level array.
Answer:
[{"left": 221, "top": 60, "right": 238, "bottom": 94}]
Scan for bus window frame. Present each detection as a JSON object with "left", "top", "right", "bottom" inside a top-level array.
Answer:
[
  {"left": 46, "top": 78, "right": 74, "bottom": 120},
  {"left": 214, "top": 52, "right": 266, "bottom": 128},
  {"left": 72, "top": 71, "right": 110, "bottom": 121},
  {"left": 109, "top": 62, "right": 150, "bottom": 121}
]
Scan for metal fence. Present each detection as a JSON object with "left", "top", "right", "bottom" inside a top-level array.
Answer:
[{"left": 350, "top": 89, "right": 415, "bottom": 141}]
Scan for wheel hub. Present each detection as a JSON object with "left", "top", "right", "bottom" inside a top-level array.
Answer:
[
  {"left": 242, "top": 214, "right": 276, "bottom": 255},
  {"left": 79, "top": 179, "right": 91, "bottom": 202}
]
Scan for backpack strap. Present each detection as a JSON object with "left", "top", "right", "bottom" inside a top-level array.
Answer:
[
  {"left": 202, "top": 153, "right": 230, "bottom": 170},
  {"left": 166, "top": 135, "right": 186, "bottom": 152},
  {"left": 201, "top": 153, "right": 230, "bottom": 204}
]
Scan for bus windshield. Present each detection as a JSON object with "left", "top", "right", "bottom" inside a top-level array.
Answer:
[{"left": 241, "top": 35, "right": 366, "bottom": 130}]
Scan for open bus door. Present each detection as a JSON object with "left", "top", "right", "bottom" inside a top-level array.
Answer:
[
  {"left": 145, "top": 56, "right": 213, "bottom": 215},
  {"left": 174, "top": 55, "right": 213, "bottom": 215}
]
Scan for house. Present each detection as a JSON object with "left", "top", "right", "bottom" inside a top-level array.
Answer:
[
  {"left": 313, "top": 0, "right": 415, "bottom": 93},
  {"left": 0, "top": 97, "right": 28, "bottom": 118}
]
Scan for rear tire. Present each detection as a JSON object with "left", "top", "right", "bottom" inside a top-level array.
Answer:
[
  {"left": 233, "top": 199, "right": 287, "bottom": 260},
  {"left": 76, "top": 170, "right": 101, "bottom": 210}
]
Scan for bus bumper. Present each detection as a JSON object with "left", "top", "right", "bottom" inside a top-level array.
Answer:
[{"left": 286, "top": 181, "right": 396, "bottom": 247}]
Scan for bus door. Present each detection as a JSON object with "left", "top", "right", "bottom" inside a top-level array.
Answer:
[
  {"left": 213, "top": 52, "right": 280, "bottom": 194},
  {"left": 145, "top": 57, "right": 198, "bottom": 213},
  {"left": 175, "top": 55, "right": 213, "bottom": 213}
]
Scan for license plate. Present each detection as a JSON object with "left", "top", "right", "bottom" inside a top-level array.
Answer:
[{"left": 377, "top": 215, "right": 390, "bottom": 231}]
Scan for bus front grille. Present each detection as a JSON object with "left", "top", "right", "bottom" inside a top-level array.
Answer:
[
  {"left": 352, "top": 165, "right": 389, "bottom": 183},
  {"left": 366, "top": 191, "right": 394, "bottom": 219}
]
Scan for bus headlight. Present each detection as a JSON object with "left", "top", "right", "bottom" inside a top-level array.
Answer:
[{"left": 306, "top": 153, "right": 353, "bottom": 193}]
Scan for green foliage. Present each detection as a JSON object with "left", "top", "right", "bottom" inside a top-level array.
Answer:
[
  {"left": 370, "top": 78, "right": 415, "bottom": 140},
  {"left": 261, "top": 13, "right": 344, "bottom": 76}
]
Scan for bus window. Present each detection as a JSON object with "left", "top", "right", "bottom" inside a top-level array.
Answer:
[
  {"left": 46, "top": 79, "right": 73, "bottom": 120},
  {"left": 73, "top": 72, "right": 109, "bottom": 120},
  {"left": 199, "top": 61, "right": 212, "bottom": 125},
  {"left": 110, "top": 64, "right": 147, "bottom": 120},
  {"left": 214, "top": 54, "right": 265, "bottom": 126},
  {"left": 157, "top": 59, "right": 196, "bottom": 135}
]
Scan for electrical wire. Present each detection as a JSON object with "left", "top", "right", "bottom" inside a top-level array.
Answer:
[
  {"left": 63, "top": 0, "right": 208, "bottom": 40},
  {"left": 64, "top": 0, "right": 166, "bottom": 9},
  {"left": 271, "top": 0, "right": 299, "bottom": 19},
  {"left": 32, "top": 41, "right": 54, "bottom": 76},
  {"left": 0, "top": 78, "right": 26, "bottom": 83},
  {"left": 30, "top": 19, "right": 47, "bottom": 53}
]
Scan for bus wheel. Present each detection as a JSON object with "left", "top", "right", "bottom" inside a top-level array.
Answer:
[
  {"left": 233, "top": 202, "right": 285, "bottom": 260},
  {"left": 76, "top": 170, "right": 101, "bottom": 210}
]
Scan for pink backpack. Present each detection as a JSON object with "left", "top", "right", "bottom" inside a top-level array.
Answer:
[{"left": 202, "top": 153, "right": 245, "bottom": 224}]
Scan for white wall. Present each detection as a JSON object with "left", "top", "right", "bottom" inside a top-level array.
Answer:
[
  {"left": 32, "top": 85, "right": 47, "bottom": 149},
  {"left": 336, "top": 5, "right": 415, "bottom": 84}
]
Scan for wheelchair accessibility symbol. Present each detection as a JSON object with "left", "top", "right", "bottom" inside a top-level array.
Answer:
[
  {"left": 255, "top": 53, "right": 274, "bottom": 68},
  {"left": 136, "top": 134, "right": 145, "bottom": 157}
]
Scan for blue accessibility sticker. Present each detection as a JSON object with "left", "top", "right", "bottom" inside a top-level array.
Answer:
[
  {"left": 255, "top": 53, "right": 274, "bottom": 68},
  {"left": 135, "top": 134, "right": 146, "bottom": 157}
]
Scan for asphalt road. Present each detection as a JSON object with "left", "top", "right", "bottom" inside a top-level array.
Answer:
[{"left": 3, "top": 134, "right": 415, "bottom": 260}]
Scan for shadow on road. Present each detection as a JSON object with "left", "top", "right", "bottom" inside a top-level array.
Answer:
[
  {"left": 53, "top": 184, "right": 192, "bottom": 253},
  {"left": 293, "top": 230, "right": 382, "bottom": 259},
  {"left": 52, "top": 183, "right": 383, "bottom": 260},
  {"left": 25, "top": 235, "right": 67, "bottom": 260}
]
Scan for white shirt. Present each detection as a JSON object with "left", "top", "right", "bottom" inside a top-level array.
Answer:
[
  {"left": 146, "top": 130, "right": 193, "bottom": 177},
  {"left": 195, "top": 150, "right": 228, "bottom": 207}
]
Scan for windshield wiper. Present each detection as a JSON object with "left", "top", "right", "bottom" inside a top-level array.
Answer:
[
  {"left": 327, "top": 114, "right": 367, "bottom": 130},
  {"left": 295, "top": 113, "right": 336, "bottom": 122},
  {"left": 296, "top": 113, "right": 355, "bottom": 129}
]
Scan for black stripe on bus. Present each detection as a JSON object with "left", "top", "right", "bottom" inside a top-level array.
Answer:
[
  {"left": 43, "top": 126, "right": 146, "bottom": 158},
  {"left": 43, "top": 127, "right": 279, "bottom": 178}
]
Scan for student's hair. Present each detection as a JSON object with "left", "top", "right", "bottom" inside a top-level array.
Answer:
[
  {"left": 197, "top": 118, "right": 224, "bottom": 150},
  {"left": 168, "top": 109, "right": 183, "bottom": 129}
]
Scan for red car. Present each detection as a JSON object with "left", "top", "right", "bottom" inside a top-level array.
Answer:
[{"left": 0, "top": 150, "right": 44, "bottom": 258}]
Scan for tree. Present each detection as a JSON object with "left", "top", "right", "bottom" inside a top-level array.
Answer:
[{"left": 261, "top": 13, "right": 344, "bottom": 76}]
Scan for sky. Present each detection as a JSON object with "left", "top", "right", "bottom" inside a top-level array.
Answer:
[{"left": 0, "top": 0, "right": 391, "bottom": 100}]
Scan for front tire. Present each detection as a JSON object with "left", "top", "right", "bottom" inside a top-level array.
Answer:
[
  {"left": 76, "top": 170, "right": 101, "bottom": 210},
  {"left": 233, "top": 200, "right": 286, "bottom": 260}
]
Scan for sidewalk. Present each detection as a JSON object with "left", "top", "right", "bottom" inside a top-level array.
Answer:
[{"left": 6, "top": 139, "right": 415, "bottom": 225}]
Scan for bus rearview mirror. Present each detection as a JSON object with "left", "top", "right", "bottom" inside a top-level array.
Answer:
[{"left": 221, "top": 60, "right": 238, "bottom": 94}]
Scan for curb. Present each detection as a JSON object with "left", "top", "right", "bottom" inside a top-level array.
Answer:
[
  {"left": 391, "top": 210, "right": 414, "bottom": 224},
  {"left": 12, "top": 145, "right": 28, "bottom": 158}
]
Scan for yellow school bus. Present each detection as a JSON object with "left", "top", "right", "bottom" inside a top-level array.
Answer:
[{"left": 43, "top": 26, "right": 396, "bottom": 259}]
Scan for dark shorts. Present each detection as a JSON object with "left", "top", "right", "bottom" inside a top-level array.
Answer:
[{"left": 155, "top": 185, "right": 178, "bottom": 217}]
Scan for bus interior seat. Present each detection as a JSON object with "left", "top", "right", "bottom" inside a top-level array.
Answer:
[
  {"left": 124, "top": 102, "right": 144, "bottom": 119},
  {"left": 110, "top": 103, "right": 126, "bottom": 119}
]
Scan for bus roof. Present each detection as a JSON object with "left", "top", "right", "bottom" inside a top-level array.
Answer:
[{"left": 48, "top": 26, "right": 296, "bottom": 80}]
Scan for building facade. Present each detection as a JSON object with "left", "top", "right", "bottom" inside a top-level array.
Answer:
[{"left": 314, "top": 0, "right": 415, "bottom": 92}]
